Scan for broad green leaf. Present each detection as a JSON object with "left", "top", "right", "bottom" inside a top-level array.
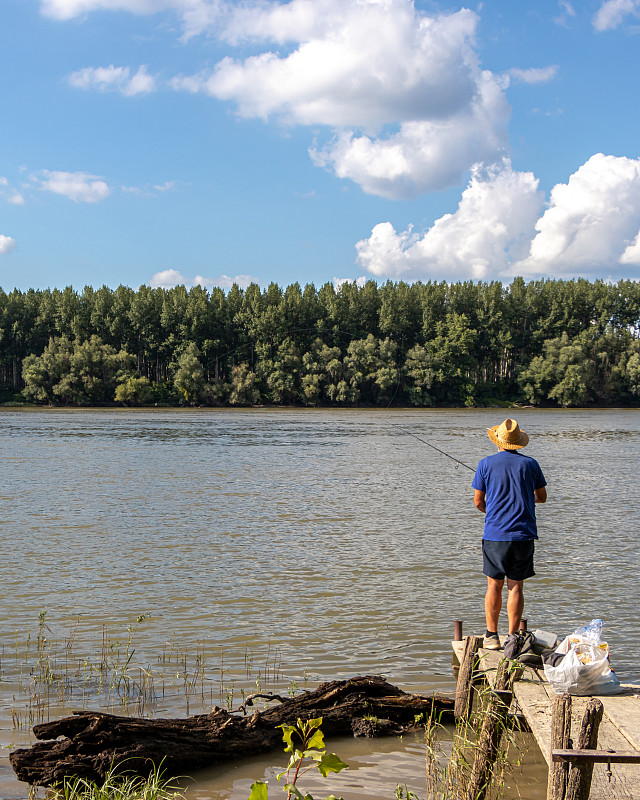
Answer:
[
  {"left": 306, "top": 729, "right": 325, "bottom": 751},
  {"left": 317, "top": 753, "right": 348, "bottom": 778},
  {"left": 247, "top": 780, "right": 269, "bottom": 800},
  {"left": 321, "top": 796, "right": 345, "bottom": 800},
  {"left": 279, "top": 724, "right": 297, "bottom": 752},
  {"left": 307, "top": 717, "right": 323, "bottom": 730}
]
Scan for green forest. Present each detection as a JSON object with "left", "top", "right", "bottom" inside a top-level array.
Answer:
[{"left": 2, "top": 277, "right": 640, "bottom": 408}]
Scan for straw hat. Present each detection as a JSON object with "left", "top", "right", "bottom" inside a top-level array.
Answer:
[{"left": 487, "top": 418, "right": 529, "bottom": 450}]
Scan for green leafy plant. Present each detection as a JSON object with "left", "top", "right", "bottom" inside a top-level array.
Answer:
[{"left": 248, "top": 717, "right": 348, "bottom": 800}]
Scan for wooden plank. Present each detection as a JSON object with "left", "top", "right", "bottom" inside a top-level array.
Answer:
[
  {"left": 599, "top": 690, "right": 640, "bottom": 751},
  {"left": 553, "top": 750, "right": 640, "bottom": 763}
]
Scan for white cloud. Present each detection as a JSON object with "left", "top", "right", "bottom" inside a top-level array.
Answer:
[
  {"left": 153, "top": 181, "right": 177, "bottom": 192},
  {"left": 593, "top": 0, "right": 640, "bottom": 30},
  {"left": 149, "top": 268, "right": 186, "bottom": 288},
  {"left": 311, "top": 70, "right": 509, "bottom": 199},
  {"left": 68, "top": 65, "right": 156, "bottom": 96},
  {"left": 169, "top": 1, "right": 511, "bottom": 198},
  {"left": 194, "top": 273, "right": 257, "bottom": 289},
  {"left": 0, "top": 177, "right": 25, "bottom": 205},
  {"left": 356, "top": 161, "right": 544, "bottom": 280},
  {"left": 41, "top": 0, "right": 227, "bottom": 39},
  {"left": 333, "top": 276, "right": 367, "bottom": 290},
  {"left": 554, "top": 1, "right": 576, "bottom": 26},
  {"left": 508, "top": 66, "right": 558, "bottom": 84},
  {"left": 35, "top": 170, "right": 111, "bottom": 203},
  {"left": 620, "top": 231, "right": 640, "bottom": 264},
  {"left": 203, "top": 6, "right": 481, "bottom": 127},
  {"left": 41, "top": 0, "right": 171, "bottom": 19},
  {"left": 121, "top": 180, "right": 179, "bottom": 195},
  {"left": 45, "top": 0, "right": 516, "bottom": 199},
  {"left": 149, "top": 269, "right": 258, "bottom": 289},
  {"left": 356, "top": 154, "right": 640, "bottom": 282},
  {"left": 0, "top": 235, "right": 16, "bottom": 255},
  {"left": 515, "top": 153, "right": 640, "bottom": 276}
]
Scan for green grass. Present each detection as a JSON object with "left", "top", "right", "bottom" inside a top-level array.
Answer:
[{"left": 47, "top": 762, "right": 186, "bottom": 800}]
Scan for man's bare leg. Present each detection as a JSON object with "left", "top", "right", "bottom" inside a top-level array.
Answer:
[
  {"left": 485, "top": 577, "right": 504, "bottom": 632},
  {"left": 506, "top": 579, "right": 524, "bottom": 634}
]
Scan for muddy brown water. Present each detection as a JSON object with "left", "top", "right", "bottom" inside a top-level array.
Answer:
[{"left": 0, "top": 407, "right": 638, "bottom": 799}]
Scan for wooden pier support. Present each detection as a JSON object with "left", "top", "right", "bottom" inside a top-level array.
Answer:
[
  {"left": 547, "top": 694, "right": 572, "bottom": 800},
  {"left": 564, "top": 698, "right": 604, "bottom": 800},
  {"left": 454, "top": 635, "right": 481, "bottom": 722},
  {"left": 463, "top": 659, "right": 514, "bottom": 800},
  {"left": 547, "top": 697, "right": 605, "bottom": 800}
]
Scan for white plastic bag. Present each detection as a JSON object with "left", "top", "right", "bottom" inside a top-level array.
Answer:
[{"left": 543, "top": 632, "right": 622, "bottom": 696}]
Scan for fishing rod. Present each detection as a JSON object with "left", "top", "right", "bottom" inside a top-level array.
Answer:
[{"left": 393, "top": 424, "right": 476, "bottom": 473}]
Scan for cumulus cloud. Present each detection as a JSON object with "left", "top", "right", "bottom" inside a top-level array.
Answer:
[
  {"left": 593, "top": 0, "right": 640, "bottom": 30},
  {"left": 356, "top": 154, "right": 640, "bottom": 282},
  {"left": 149, "top": 269, "right": 258, "bottom": 289},
  {"left": 508, "top": 66, "right": 558, "bottom": 84},
  {"left": 356, "top": 161, "right": 543, "bottom": 280},
  {"left": 68, "top": 65, "right": 156, "bottom": 96},
  {"left": 203, "top": 6, "right": 481, "bottom": 127},
  {"left": 312, "top": 71, "right": 509, "bottom": 199},
  {"left": 34, "top": 170, "right": 111, "bottom": 203},
  {"left": 515, "top": 153, "right": 640, "bottom": 276},
  {"left": 0, "top": 235, "right": 16, "bottom": 255},
  {"left": 169, "top": 1, "right": 510, "bottom": 198}
]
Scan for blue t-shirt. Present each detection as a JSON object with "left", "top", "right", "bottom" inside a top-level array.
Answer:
[{"left": 472, "top": 451, "right": 547, "bottom": 541}]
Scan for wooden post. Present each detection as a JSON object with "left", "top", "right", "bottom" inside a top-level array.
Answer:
[
  {"left": 547, "top": 694, "right": 572, "bottom": 800},
  {"left": 454, "top": 620, "right": 463, "bottom": 642},
  {"left": 463, "top": 659, "right": 514, "bottom": 800},
  {"left": 454, "top": 635, "right": 481, "bottom": 721},
  {"left": 564, "top": 698, "right": 604, "bottom": 800}
]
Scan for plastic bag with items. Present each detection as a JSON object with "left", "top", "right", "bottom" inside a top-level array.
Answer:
[{"left": 543, "top": 619, "right": 622, "bottom": 696}]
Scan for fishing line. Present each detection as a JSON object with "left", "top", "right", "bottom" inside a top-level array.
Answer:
[{"left": 392, "top": 424, "right": 476, "bottom": 473}]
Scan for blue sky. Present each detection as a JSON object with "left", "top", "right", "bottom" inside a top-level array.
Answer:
[{"left": 1, "top": 0, "right": 640, "bottom": 292}]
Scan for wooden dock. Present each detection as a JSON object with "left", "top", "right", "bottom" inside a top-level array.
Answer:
[{"left": 452, "top": 638, "right": 640, "bottom": 799}]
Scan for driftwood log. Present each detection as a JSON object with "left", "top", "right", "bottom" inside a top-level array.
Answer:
[{"left": 11, "top": 675, "right": 454, "bottom": 787}]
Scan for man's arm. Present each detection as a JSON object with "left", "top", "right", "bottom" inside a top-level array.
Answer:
[
  {"left": 535, "top": 486, "right": 547, "bottom": 504},
  {"left": 474, "top": 489, "right": 486, "bottom": 513}
]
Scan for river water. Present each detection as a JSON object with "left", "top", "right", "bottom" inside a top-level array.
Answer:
[{"left": 0, "top": 407, "right": 638, "bottom": 799}]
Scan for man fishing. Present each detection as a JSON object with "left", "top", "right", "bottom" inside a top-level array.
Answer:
[{"left": 472, "top": 418, "right": 547, "bottom": 655}]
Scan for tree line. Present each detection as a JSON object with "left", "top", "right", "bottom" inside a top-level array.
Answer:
[{"left": 1, "top": 277, "right": 640, "bottom": 407}]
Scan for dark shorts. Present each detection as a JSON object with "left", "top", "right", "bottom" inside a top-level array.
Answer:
[{"left": 482, "top": 540, "right": 535, "bottom": 581}]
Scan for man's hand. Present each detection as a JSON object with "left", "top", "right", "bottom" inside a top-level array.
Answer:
[
  {"left": 474, "top": 489, "right": 486, "bottom": 513},
  {"left": 535, "top": 486, "right": 547, "bottom": 504}
]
